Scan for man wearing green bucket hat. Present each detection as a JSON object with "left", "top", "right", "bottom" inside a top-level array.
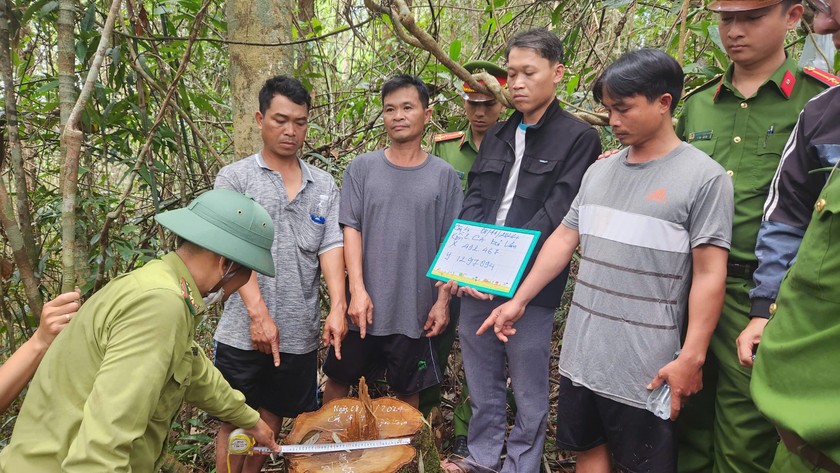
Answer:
[{"left": 0, "top": 189, "right": 280, "bottom": 472}]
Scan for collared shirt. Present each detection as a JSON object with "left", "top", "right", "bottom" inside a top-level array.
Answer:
[
  {"left": 432, "top": 126, "right": 479, "bottom": 190},
  {"left": 751, "top": 94, "right": 840, "bottom": 460},
  {"left": 0, "top": 253, "right": 259, "bottom": 472},
  {"left": 750, "top": 85, "right": 840, "bottom": 317},
  {"left": 214, "top": 153, "right": 343, "bottom": 354},
  {"left": 677, "top": 57, "right": 828, "bottom": 264}
]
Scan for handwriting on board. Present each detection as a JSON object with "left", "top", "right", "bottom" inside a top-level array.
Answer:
[{"left": 427, "top": 219, "right": 540, "bottom": 297}]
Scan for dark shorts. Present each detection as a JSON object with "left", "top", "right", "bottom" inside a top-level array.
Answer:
[
  {"left": 555, "top": 376, "right": 676, "bottom": 473},
  {"left": 214, "top": 342, "right": 318, "bottom": 418},
  {"left": 322, "top": 330, "right": 441, "bottom": 396}
]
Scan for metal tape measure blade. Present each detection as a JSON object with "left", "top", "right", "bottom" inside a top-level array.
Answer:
[{"left": 281, "top": 437, "right": 413, "bottom": 454}]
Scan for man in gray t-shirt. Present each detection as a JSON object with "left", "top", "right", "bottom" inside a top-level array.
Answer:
[
  {"left": 322, "top": 75, "right": 462, "bottom": 409},
  {"left": 483, "top": 50, "right": 733, "bottom": 472}
]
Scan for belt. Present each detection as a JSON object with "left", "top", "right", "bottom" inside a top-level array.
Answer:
[
  {"left": 727, "top": 261, "right": 757, "bottom": 280},
  {"left": 778, "top": 428, "right": 840, "bottom": 473}
]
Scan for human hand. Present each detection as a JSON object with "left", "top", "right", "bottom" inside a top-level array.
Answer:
[
  {"left": 435, "top": 280, "right": 459, "bottom": 296},
  {"left": 249, "top": 304, "right": 280, "bottom": 366},
  {"left": 348, "top": 288, "right": 374, "bottom": 338},
  {"left": 322, "top": 308, "right": 348, "bottom": 360},
  {"left": 33, "top": 288, "right": 82, "bottom": 350},
  {"left": 457, "top": 286, "right": 494, "bottom": 301},
  {"left": 424, "top": 301, "right": 449, "bottom": 337},
  {"left": 736, "top": 317, "right": 768, "bottom": 368},
  {"left": 597, "top": 148, "right": 621, "bottom": 160},
  {"left": 242, "top": 419, "right": 280, "bottom": 453},
  {"left": 476, "top": 299, "right": 526, "bottom": 342},
  {"left": 647, "top": 356, "right": 703, "bottom": 421}
]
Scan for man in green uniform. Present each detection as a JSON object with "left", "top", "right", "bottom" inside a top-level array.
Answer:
[
  {"left": 431, "top": 60, "right": 506, "bottom": 189},
  {"left": 675, "top": 1, "right": 835, "bottom": 472},
  {"left": 0, "top": 189, "right": 280, "bottom": 472},
  {"left": 423, "top": 60, "right": 506, "bottom": 457},
  {"left": 750, "top": 2, "right": 840, "bottom": 471}
]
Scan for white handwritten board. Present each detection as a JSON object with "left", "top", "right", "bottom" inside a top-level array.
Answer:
[{"left": 427, "top": 219, "right": 540, "bottom": 297}]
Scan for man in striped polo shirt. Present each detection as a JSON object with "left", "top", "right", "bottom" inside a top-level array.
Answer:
[{"left": 482, "top": 49, "right": 733, "bottom": 472}]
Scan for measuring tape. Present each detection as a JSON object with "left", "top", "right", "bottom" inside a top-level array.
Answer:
[{"left": 228, "top": 429, "right": 412, "bottom": 456}]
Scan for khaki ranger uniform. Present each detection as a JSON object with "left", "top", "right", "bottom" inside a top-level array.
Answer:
[
  {"left": 0, "top": 254, "right": 259, "bottom": 472},
  {"left": 0, "top": 190, "right": 275, "bottom": 472},
  {"left": 433, "top": 128, "right": 479, "bottom": 190},
  {"left": 675, "top": 57, "right": 832, "bottom": 473}
]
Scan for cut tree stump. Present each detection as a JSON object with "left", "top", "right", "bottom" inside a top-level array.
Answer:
[{"left": 285, "top": 378, "right": 442, "bottom": 473}]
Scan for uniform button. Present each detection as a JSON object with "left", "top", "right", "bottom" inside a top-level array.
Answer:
[
  {"left": 815, "top": 198, "right": 827, "bottom": 212},
  {"left": 740, "top": 102, "right": 748, "bottom": 109},
  {"left": 769, "top": 303, "right": 777, "bottom": 316},
  {"left": 733, "top": 136, "right": 742, "bottom": 144}
]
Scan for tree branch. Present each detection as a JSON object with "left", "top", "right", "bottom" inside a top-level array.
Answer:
[
  {"left": 120, "top": 21, "right": 225, "bottom": 168},
  {"left": 59, "top": 0, "right": 123, "bottom": 292},
  {"left": 113, "top": 17, "right": 373, "bottom": 47},
  {"left": 365, "top": 0, "right": 609, "bottom": 125},
  {"left": 94, "top": 0, "right": 212, "bottom": 285},
  {"left": 677, "top": 0, "right": 691, "bottom": 65},
  {"left": 0, "top": 0, "right": 42, "bottom": 315}
]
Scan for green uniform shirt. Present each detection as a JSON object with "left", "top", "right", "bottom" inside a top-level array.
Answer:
[
  {"left": 0, "top": 253, "right": 259, "bottom": 472},
  {"left": 432, "top": 127, "right": 479, "bottom": 191},
  {"left": 751, "top": 169, "right": 840, "bottom": 465},
  {"left": 676, "top": 57, "right": 828, "bottom": 263}
]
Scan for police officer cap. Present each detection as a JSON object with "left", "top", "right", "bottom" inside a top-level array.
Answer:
[
  {"left": 707, "top": 0, "right": 785, "bottom": 12},
  {"left": 155, "top": 189, "right": 276, "bottom": 277},
  {"left": 462, "top": 60, "right": 507, "bottom": 103}
]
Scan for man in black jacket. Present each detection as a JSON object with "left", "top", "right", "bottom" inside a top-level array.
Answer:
[{"left": 445, "top": 28, "right": 601, "bottom": 473}]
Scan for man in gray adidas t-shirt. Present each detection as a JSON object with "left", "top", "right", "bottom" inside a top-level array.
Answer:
[{"left": 482, "top": 49, "right": 733, "bottom": 472}]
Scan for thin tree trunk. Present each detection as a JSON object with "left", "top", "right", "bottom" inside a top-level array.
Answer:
[
  {"left": 59, "top": 0, "right": 122, "bottom": 292},
  {"left": 227, "top": 0, "right": 296, "bottom": 159},
  {"left": 0, "top": 0, "right": 42, "bottom": 317},
  {"left": 677, "top": 0, "right": 691, "bottom": 66}
]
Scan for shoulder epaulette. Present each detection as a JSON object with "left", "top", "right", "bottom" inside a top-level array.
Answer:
[
  {"left": 433, "top": 131, "right": 465, "bottom": 143},
  {"left": 682, "top": 75, "right": 723, "bottom": 101},
  {"left": 803, "top": 67, "right": 840, "bottom": 87}
]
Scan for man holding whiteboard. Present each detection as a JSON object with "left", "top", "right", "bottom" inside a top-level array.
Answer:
[{"left": 450, "top": 28, "right": 600, "bottom": 473}]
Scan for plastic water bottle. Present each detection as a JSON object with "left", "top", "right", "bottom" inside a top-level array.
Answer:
[{"left": 646, "top": 382, "right": 671, "bottom": 420}]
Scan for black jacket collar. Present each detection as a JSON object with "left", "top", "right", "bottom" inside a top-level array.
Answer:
[{"left": 495, "top": 98, "right": 561, "bottom": 141}]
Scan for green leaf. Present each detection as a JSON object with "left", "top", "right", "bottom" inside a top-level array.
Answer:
[
  {"left": 75, "top": 40, "right": 88, "bottom": 64},
  {"left": 21, "top": 0, "right": 54, "bottom": 24},
  {"left": 565, "top": 74, "right": 580, "bottom": 96},
  {"left": 81, "top": 1, "right": 96, "bottom": 32},
  {"left": 34, "top": 79, "right": 59, "bottom": 95},
  {"left": 448, "top": 40, "right": 462, "bottom": 62},
  {"left": 38, "top": 0, "right": 58, "bottom": 18}
]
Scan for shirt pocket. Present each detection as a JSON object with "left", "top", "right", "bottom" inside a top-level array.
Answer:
[
  {"left": 688, "top": 138, "right": 717, "bottom": 159},
  {"left": 516, "top": 157, "right": 559, "bottom": 201},
  {"left": 475, "top": 158, "right": 506, "bottom": 199},
  {"left": 152, "top": 351, "right": 192, "bottom": 422},
  {"left": 751, "top": 134, "right": 787, "bottom": 192},
  {"left": 294, "top": 212, "right": 327, "bottom": 254}
]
